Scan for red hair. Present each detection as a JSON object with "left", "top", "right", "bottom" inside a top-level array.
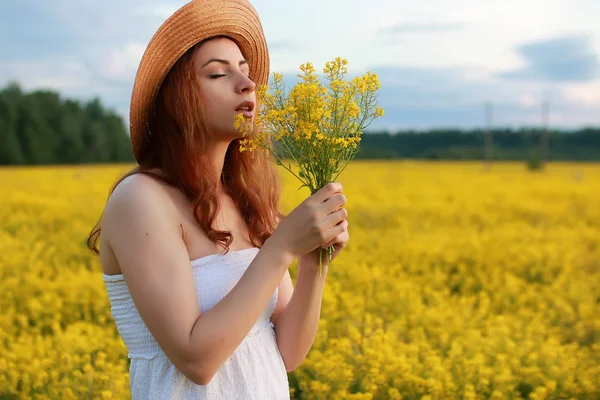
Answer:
[{"left": 87, "top": 38, "right": 282, "bottom": 256}]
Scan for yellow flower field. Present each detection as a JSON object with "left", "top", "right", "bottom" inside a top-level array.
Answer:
[{"left": 1, "top": 161, "right": 599, "bottom": 399}]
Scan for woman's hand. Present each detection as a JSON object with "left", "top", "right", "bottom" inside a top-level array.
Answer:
[
  {"left": 270, "top": 182, "right": 348, "bottom": 260},
  {"left": 298, "top": 217, "right": 349, "bottom": 274}
]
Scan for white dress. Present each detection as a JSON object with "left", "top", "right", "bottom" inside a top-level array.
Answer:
[{"left": 102, "top": 247, "right": 290, "bottom": 399}]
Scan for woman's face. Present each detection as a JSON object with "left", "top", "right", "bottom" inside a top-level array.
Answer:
[{"left": 194, "top": 37, "right": 257, "bottom": 141}]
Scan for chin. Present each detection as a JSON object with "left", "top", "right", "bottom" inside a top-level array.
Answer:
[{"left": 216, "top": 129, "right": 245, "bottom": 143}]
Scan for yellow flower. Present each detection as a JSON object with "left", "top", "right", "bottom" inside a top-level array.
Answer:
[{"left": 3, "top": 145, "right": 599, "bottom": 398}]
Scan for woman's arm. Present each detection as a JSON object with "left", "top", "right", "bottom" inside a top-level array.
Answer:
[
  {"left": 270, "top": 193, "right": 349, "bottom": 371},
  {"left": 272, "top": 256, "right": 327, "bottom": 372},
  {"left": 103, "top": 175, "right": 293, "bottom": 385}
]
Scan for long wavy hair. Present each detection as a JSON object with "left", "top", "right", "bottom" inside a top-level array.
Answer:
[{"left": 87, "top": 37, "right": 283, "bottom": 256}]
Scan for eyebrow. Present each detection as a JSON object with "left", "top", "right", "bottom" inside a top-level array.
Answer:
[{"left": 201, "top": 58, "right": 248, "bottom": 69}]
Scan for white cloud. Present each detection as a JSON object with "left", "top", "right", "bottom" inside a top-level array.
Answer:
[
  {"left": 99, "top": 43, "right": 146, "bottom": 81},
  {"left": 0, "top": 59, "right": 91, "bottom": 92},
  {"left": 517, "top": 94, "right": 538, "bottom": 108},
  {"left": 563, "top": 81, "right": 600, "bottom": 107},
  {"left": 1, "top": 0, "right": 599, "bottom": 129}
]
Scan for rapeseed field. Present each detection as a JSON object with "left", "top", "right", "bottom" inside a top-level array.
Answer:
[{"left": 1, "top": 161, "right": 598, "bottom": 399}]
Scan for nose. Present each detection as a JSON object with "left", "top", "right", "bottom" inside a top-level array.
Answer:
[{"left": 237, "top": 73, "right": 256, "bottom": 94}]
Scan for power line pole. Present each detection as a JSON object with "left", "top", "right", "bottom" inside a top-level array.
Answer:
[
  {"left": 541, "top": 100, "right": 549, "bottom": 162},
  {"left": 484, "top": 102, "right": 493, "bottom": 169}
]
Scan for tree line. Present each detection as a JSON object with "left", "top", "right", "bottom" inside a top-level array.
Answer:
[
  {"left": 357, "top": 128, "right": 600, "bottom": 161},
  {"left": 0, "top": 83, "right": 598, "bottom": 165},
  {"left": 0, "top": 83, "right": 133, "bottom": 165}
]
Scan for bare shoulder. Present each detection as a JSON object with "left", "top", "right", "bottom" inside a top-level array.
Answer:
[
  {"left": 99, "top": 173, "right": 182, "bottom": 273},
  {"left": 107, "top": 172, "right": 171, "bottom": 206},
  {"left": 103, "top": 173, "right": 176, "bottom": 232}
]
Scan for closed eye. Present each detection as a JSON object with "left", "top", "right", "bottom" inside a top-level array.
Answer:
[{"left": 209, "top": 73, "right": 252, "bottom": 80}]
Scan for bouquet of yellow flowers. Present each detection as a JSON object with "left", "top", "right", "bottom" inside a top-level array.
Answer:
[{"left": 235, "top": 57, "right": 384, "bottom": 275}]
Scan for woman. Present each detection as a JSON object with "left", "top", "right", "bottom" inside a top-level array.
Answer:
[{"left": 86, "top": 0, "right": 349, "bottom": 398}]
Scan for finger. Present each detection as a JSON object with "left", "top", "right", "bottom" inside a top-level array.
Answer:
[
  {"left": 312, "top": 182, "right": 343, "bottom": 204},
  {"left": 322, "top": 219, "right": 348, "bottom": 245},
  {"left": 322, "top": 228, "right": 348, "bottom": 249},
  {"left": 323, "top": 208, "right": 348, "bottom": 229},
  {"left": 321, "top": 193, "right": 347, "bottom": 214},
  {"left": 322, "top": 234, "right": 338, "bottom": 249}
]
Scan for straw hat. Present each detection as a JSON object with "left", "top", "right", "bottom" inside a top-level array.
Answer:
[{"left": 129, "top": 0, "right": 270, "bottom": 163}]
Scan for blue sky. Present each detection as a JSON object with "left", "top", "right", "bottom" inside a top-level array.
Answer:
[{"left": 1, "top": 0, "right": 599, "bottom": 131}]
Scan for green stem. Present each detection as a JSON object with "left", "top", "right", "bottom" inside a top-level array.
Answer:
[{"left": 278, "top": 161, "right": 309, "bottom": 189}]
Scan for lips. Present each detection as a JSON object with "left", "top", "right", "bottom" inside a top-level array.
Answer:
[{"left": 235, "top": 100, "right": 255, "bottom": 118}]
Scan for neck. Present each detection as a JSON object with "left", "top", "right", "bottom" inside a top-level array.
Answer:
[{"left": 209, "top": 139, "right": 233, "bottom": 195}]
